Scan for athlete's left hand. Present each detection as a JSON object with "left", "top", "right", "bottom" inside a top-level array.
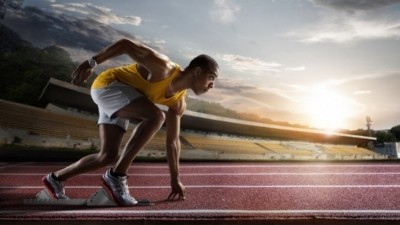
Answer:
[
  {"left": 70, "top": 61, "right": 94, "bottom": 86},
  {"left": 167, "top": 180, "right": 186, "bottom": 200}
]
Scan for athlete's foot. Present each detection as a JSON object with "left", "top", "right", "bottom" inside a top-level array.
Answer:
[
  {"left": 102, "top": 169, "right": 137, "bottom": 206},
  {"left": 42, "top": 173, "right": 70, "bottom": 199}
]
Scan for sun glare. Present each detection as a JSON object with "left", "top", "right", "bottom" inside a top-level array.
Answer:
[{"left": 304, "top": 88, "right": 353, "bottom": 131}]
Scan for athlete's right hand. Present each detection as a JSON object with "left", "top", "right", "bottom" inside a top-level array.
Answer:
[{"left": 70, "top": 61, "right": 94, "bottom": 86}]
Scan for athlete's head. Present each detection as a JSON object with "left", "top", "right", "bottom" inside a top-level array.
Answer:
[{"left": 186, "top": 54, "right": 219, "bottom": 95}]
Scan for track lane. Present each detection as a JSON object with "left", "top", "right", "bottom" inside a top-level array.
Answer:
[{"left": 1, "top": 161, "right": 400, "bottom": 223}]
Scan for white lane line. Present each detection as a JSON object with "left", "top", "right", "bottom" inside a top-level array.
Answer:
[
  {"left": 3, "top": 184, "right": 400, "bottom": 189},
  {"left": 5, "top": 164, "right": 400, "bottom": 169},
  {"left": 0, "top": 162, "right": 33, "bottom": 169},
  {"left": 2, "top": 172, "right": 400, "bottom": 176},
  {"left": 1, "top": 209, "right": 400, "bottom": 215}
]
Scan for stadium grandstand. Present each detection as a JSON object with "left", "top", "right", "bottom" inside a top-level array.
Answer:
[{"left": 0, "top": 78, "right": 386, "bottom": 161}]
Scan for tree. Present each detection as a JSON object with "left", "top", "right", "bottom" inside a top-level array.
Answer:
[
  {"left": 0, "top": 24, "right": 76, "bottom": 106},
  {"left": 375, "top": 131, "right": 396, "bottom": 144},
  {"left": 390, "top": 125, "right": 400, "bottom": 141},
  {"left": 0, "top": 44, "right": 76, "bottom": 106}
]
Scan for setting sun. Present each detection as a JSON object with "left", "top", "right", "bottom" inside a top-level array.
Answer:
[{"left": 304, "top": 87, "right": 355, "bottom": 131}]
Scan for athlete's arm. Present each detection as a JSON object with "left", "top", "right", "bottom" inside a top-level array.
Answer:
[
  {"left": 165, "top": 99, "right": 186, "bottom": 200},
  {"left": 71, "top": 38, "right": 172, "bottom": 86},
  {"left": 93, "top": 39, "right": 170, "bottom": 71}
]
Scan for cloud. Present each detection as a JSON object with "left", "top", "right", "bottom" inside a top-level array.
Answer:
[
  {"left": 210, "top": 0, "right": 241, "bottom": 24},
  {"left": 285, "top": 66, "right": 306, "bottom": 72},
  {"left": 51, "top": 2, "right": 141, "bottom": 26},
  {"left": 351, "top": 72, "right": 400, "bottom": 127},
  {"left": 313, "top": 0, "right": 400, "bottom": 13},
  {"left": 191, "top": 67, "right": 400, "bottom": 129},
  {"left": 290, "top": 17, "right": 400, "bottom": 43},
  {"left": 3, "top": 6, "right": 134, "bottom": 52},
  {"left": 194, "top": 75, "right": 303, "bottom": 122},
  {"left": 220, "top": 54, "right": 281, "bottom": 73},
  {"left": 2, "top": 6, "right": 169, "bottom": 63},
  {"left": 217, "top": 53, "right": 305, "bottom": 77},
  {"left": 206, "top": 70, "right": 400, "bottom": 129},
  {"left": 286, "top": 0, "right": 400, "bottom": 43},
  {"left": 317, "top": 71, "right": 396, "bottom": 88},
  {"left": 307, "top": 71, "right": 400, "bottom": 129},
  {"left": 354, "top": 90, "right": 371, "bottom": 95}
]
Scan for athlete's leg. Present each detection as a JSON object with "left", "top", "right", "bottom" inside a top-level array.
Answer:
[
  {"left": 54, "top": 124, "right": 124, "bottom": 180},
  {"left": 112, "top": 97, "right": 165, "bottom": 174},
  {"left": 99, "top": 97, "right": 164, "bottom": 206},
  {"left": 43, "top": 124, "right": 124, "bottom": 199}
]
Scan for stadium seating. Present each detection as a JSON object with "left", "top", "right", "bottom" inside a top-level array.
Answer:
[
  {"left": 0, "top": 99, "right": 384, "bottom": 160},
  {"left": 322, "top": 145, "right": 377, "bottom": 156},
  {"left": 182, "top": 133, "right": 269, "bottom": 154},
  {"left": 257, "top": 141, "right": 316, "bottom": 156},
  {"left": 0, "top": 99, "right": 165, "bottom": 151},
  {"left": 0, "top": 100, "right": 97, "bottom": 140}
]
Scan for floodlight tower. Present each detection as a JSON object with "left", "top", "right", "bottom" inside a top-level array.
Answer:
[
  {"left": 366, "top": 116, "right": 372, "bottom": 137},
  {"left": 365, "top": 116, "right": 374, "bottom": 150}
]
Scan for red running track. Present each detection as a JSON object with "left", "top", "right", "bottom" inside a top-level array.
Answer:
[{"left": 1, "top": 161, "right": 400, "bottom": 224}]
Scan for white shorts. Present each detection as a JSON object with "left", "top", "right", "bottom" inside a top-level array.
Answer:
[{"left": 90, "top": 81, "right": 143, "bottom": 131}]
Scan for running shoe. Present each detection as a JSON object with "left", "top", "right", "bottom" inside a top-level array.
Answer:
[
  {"left": 42, "top": 173, "right": 70, "bottom": 199},
  {"left": 102, "top": 169, "right": 138, "bottom": 206}
]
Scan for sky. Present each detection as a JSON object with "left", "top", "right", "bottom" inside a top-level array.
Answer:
[{"left": 2, "top": 0, "right": 400, "bottom": 131}]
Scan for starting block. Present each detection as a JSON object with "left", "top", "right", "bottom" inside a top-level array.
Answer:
[{"left": 23, "top": 188, "right": 152, "bottom": 206}]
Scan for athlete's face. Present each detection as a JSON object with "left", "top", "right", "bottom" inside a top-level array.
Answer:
[{"left": 193, "top": 67, "right": 218, "bottom": 95}]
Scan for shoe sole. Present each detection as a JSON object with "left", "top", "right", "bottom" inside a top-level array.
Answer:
[
  {"left": 102, "top": 177, "right": 134, "bottom": 207},
  {"left": 42, "top": 176, "right": 58, "bottom": 199}
]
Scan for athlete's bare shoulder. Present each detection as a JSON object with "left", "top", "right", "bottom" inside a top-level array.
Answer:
[
  {"left": 138, "top": 52, "right": 176, "bottom": 82},
  {"left": 169, "top": 97, "right": 186, "bottom": 116}
]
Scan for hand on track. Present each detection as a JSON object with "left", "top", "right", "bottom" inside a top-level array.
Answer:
[{"left": 167, "top": 180, "right": 186, "bottom": 201}]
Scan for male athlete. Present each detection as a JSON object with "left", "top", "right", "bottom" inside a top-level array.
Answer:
[{"left": 42, "top": 38, "right": 219, "bottom": 206}]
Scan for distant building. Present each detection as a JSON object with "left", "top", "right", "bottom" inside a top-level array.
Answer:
[{"left": 374, "top": 142, "right": 400, "bottom": 159}]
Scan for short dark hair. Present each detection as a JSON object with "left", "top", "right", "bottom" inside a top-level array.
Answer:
[{"left": 185, "top": 54, "right": 218, "bottom": 72}]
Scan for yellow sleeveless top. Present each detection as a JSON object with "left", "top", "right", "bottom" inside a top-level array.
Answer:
[{"left": 91, "top": 63, "right": 186, "bottom": 107}]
